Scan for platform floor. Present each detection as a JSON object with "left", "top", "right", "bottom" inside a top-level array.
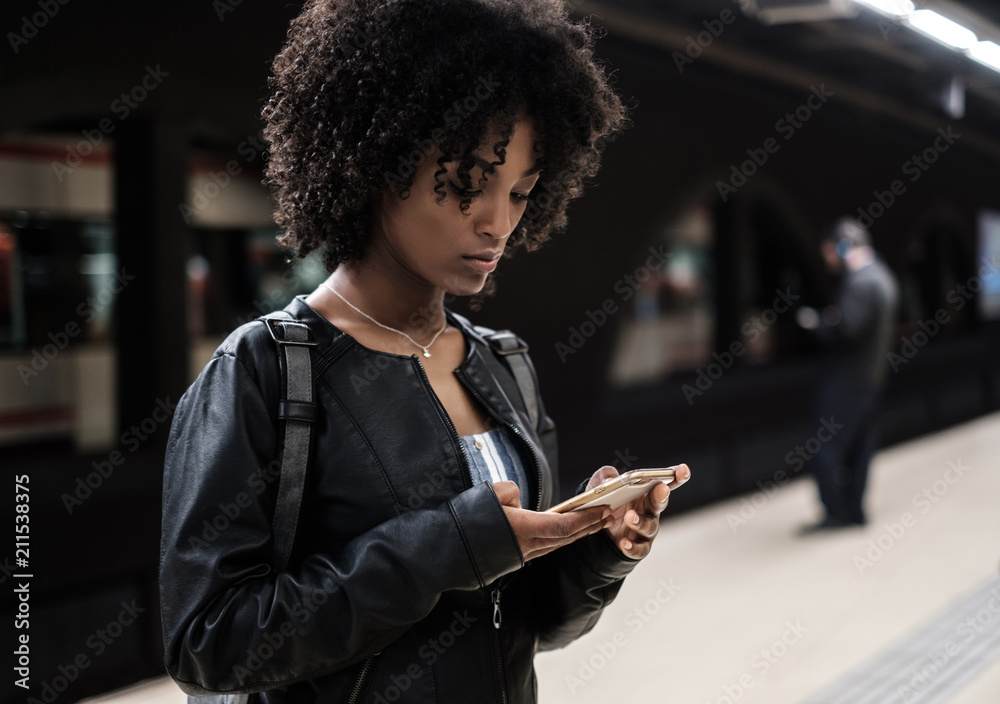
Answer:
[{"left": 83, "top": 411, "right": 1000, "bottom": 704}]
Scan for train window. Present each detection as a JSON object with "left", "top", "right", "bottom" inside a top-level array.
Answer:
[
  {"left": 606, "top": 200, "right": 715, "bottom": 386},
  {"left": 0, "top": 214, "right": 118, "bottom": 350},
  {"left": 186, "top": 227, "right": 326, "bottom": 338}
]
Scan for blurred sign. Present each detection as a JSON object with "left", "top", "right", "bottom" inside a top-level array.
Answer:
[{"left": 977, "top": 210, "right": 1000, "bottom": 320}]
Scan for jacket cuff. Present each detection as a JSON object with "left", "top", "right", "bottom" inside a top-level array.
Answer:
[
  {"left": 448, "top": 482, "right": 524, "bottom": 587},
  {"left": 571, "top": 529, "right": 641, "bottom": 582}
]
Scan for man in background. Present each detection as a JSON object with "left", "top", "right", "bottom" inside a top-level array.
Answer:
[{"left": 796, "top": 217, "right": 899, "bottom": 533}]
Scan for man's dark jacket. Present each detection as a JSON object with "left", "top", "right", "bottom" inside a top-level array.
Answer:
[{"left": 159, "top": 295, "right": 638, "bottom": 703}]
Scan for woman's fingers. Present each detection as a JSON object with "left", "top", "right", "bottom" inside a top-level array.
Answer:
[
  {"left": 666, "top": 463, "right": 691, "bottom": 490},
  {"left": 493, "top": 480, "right": 521, "bottom": 508},
  {"left": 494, "top": 464, "right": 693, "bottom": 562},
  {"left": 505, "top": 504, "right": 611, "bottom": 561},
  {"left": 586, "top": 465, "right": 619, "bottom": 490},
  {"left": 624, "top": 507, "right": 660, "bottom": 538},
  {"left": 536, "top": 504, "right": 609, "bottom": 540}
]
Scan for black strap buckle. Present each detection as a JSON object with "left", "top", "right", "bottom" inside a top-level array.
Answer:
[
  {"left": 487, "top": 331, "right": 528, "bottom": 355},
  {"left": 265, "top": 318, "right": 319, "bottom": 346}
]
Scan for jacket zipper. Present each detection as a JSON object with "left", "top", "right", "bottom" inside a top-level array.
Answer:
[
  {"left": 453, "top": 367, "right": 544, "bottom": 512},
  {"left": 414, "top": 355, "right": 535, "bottom": 704},
  {"left": 490, "top": 574, "right": 509, "bottom": 704},
  {"left": 491, "top": 582, "right": 503, "bottom": 629},
  {"left": 410, "top": 356, "right": 474, "bottom": 490},
  {"left": 344, "top": 653, "right": 378, "bottom": 704}
]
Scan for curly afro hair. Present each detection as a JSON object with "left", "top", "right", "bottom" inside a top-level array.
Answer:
[{"left": 262, "top": 0, "right": 628, "bottom": 281}]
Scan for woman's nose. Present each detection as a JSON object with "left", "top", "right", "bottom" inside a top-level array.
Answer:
[{"left": 475, "top": 193, "right": 512, "bottom": 239}]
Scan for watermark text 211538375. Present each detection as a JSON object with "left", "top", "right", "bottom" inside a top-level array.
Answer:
[{"left": 13, "top": 473, "right": 31, "bottom": 690}]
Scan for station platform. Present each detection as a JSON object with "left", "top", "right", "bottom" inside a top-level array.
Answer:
[{"left": 83, "top": 410, "right": 1000, "bottom": 704}]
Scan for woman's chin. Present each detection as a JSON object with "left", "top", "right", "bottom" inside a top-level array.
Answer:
[{"left": 441, "top": 275, "right": 489, "bottom": 298}]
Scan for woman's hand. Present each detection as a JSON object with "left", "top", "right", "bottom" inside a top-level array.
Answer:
[
  {"left": 493, "top": 482, "right": 614, "bottom": 562},
  {"left": 585, "top": 463, "right": 691, "bottom": 559}
]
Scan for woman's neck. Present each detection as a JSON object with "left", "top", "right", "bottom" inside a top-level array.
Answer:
[{"left": 325, "top": 258, "right": 448, "bottom": 335}]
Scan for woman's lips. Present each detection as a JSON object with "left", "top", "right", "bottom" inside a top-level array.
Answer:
[{"left": 462, "top": 255, "right": 499, "bottom": 274}]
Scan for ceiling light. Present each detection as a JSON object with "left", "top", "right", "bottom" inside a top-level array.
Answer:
[
  {"left": 852, "top": 0, "right": 914, "bottom": 19},
  {"left": 967, "top": 41, "right": 1000, "bottom": 72},
  {"left": 906, "top": 9, "right": 978, "bottom": 51}
]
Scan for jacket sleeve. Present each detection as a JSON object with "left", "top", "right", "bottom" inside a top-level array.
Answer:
[
  {"left": 813, "top": 277, "right": 883, "bottom": 347},
  {"left": 159, "top": 338, "right": 524, "bottom": 695},
  {"left": 521, "top": 367, "right": 641, "bottom": 651},
  {"left": 528, "top": 480, "right": 640, "bottom": 651}
]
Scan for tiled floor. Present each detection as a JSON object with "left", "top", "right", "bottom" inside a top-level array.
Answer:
[{"left": 83, "top": 411, "right": 1000, "bottom": 704}]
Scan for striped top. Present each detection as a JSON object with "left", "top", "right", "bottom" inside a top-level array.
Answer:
[{"left": 459, "top": 426, "right": 531, "bottom": 509}]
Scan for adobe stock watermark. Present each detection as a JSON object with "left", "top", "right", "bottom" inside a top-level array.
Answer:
[
  {"left": 17, "top": 268, "right": 135, "bottom": 385},
  {"left": 854, "top": 126, "right": 960, "bottom": 229},
  {"left": 183, "top": 459, "right": 284, "bottom": 549},
  {"left": 672, "top": 1, "right": 744, "bottom": 73},
  {"left": 51, "top": 65, "right": 170, "bottom": 182},
  {"left": 716, "top": 85, "right": 834, "bottom": 202},
  {"left": 554, "top": 244, "right": 671, "bottom": 363},
  {"left": 382, "top": 75, "right": 500, "bottom": 188},
  {"left": 0, "top": 555, "right": 17, "bottom": 586},
  {"left": 401, "top": 454, "right": 474, "bottom": 512},
  {"left": 682, "top": 287, "right": 799, "bottom": 405},
  {"left": 853, "top": 458, "right": 971, "bottom": 575},
  {"left": 213, "top": 0, "right": 245, "bottom": 21},
  {"left": 565, "top": 578, "right": 681, "bottom": 693},
  {"left": 520, "top": 132, "right": 619, "bottom": 226},
  {"left": 888, "top": 254, "right": 999, "bottom": 372},
  {"left": 233, "top": 254, "right": 329, "bottom": 328},
  {"left": 893, "top": 582, "right": 1000, "bottom": 703},
  {"left": 706, "top": 620, "right": 809, "bottom": 704},
  {"left": 608, "top": 447, "right": 641, "bottom": 474},
  {"left": 233, "top": 577, "right": 341, "bottom": 685},
  {"left": 179, "top": 132, "right": 268, "bottom": 225},
  {"left": 7, "top": 0, "right": 71, "bottom": 54},
  {"left": 20, "top": 599, "right": 145, "bottom": 702},
  {"left": 343, "top": 291, "right": 466, "bottom": 394},
  {"left": 726, "top": 416, "right": 842, "bottom": 533},
  {"left": 859, "top": 0, "right": 915, "bottom": 40},
  {"left": 61, "top": 396, "right": 177, "bottom": 514},
  {"left": 368, "top": 609, "right": 479, "bottom": 704}
]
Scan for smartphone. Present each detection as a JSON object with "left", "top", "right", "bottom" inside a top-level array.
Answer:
[{"left": 545, "top": 468, "right": 676, "bottom": 514}]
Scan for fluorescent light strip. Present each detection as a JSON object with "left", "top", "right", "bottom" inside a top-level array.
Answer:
[
  {"left": 851, "top": 2, "right": 1000, "bottom": 76},
  {"left": 967, "top": 40, "right": 1000, "bottom": 72},
  {"left": 906, "top": 9, "right": 979, "bottom": 50},
  {"left": 852, "top": 0, "right": 914, "bottom": 19}
]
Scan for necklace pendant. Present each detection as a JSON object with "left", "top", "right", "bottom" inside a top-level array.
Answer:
[{"left": 422, "top": 349, "right": 431, "bottom": 358}]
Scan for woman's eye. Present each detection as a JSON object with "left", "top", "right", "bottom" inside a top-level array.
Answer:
[
  {"left": 448, "top": 181, "right": 482, "bottom": 198},
  {"left": 511, "top": 192, "right": 530, "bottom": 203}
]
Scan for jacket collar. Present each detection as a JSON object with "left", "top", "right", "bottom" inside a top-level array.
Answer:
[
  {"left": 285, "top": 294, "right": 493, "bottom": 360},
  {"left": 282, "top": 294, "right": 547, "bottom": 507}
]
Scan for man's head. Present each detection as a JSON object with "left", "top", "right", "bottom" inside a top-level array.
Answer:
[{"left": 821, "top": 217, "right": 872, "bottom": 273}]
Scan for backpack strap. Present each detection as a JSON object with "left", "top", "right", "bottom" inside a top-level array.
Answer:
[
  {"left": 189, "top": 319, "right": 317, "bottom": 704},
  {"left": 477, "top": 327, "right": 540, "bottom": 432},
  {"left": 260, "top": 311, "right": 319, "bottom": 572}
]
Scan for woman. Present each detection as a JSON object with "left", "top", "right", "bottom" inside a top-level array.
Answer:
[{"left": 159, "top": 1, "right": 690, "bottom": 702}]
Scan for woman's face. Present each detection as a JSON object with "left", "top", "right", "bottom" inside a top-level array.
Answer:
[{"left": 371, "top": 116, "right": 542, "bottom": 297}]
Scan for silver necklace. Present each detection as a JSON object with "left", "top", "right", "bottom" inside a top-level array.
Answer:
[{"left": 322, "top": 280, "right": 449, "bottom": 358}]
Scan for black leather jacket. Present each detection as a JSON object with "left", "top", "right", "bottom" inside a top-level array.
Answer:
[{"left": 159, "top": 295, "right": 638, "bottom": 703}]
